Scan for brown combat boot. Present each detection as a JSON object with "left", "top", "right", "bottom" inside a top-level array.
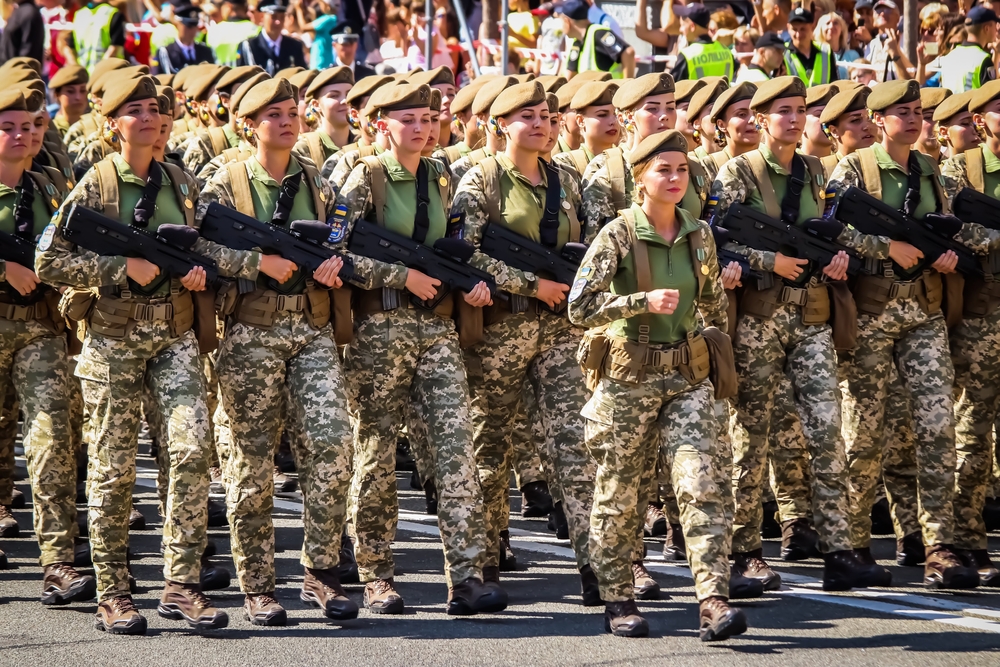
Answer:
[
  {"left": 0, "top": 505, "right": 19, "bottom": 538},
  {"left": 699, "top": 596, "right": 748, "bottom": 642},
  {"left": 94, "top": 595, "right": 147, "bottom": 635},
  {"left": 157, "top": 581, "right": 228, "bottom": 630},
  {"left": 482, "top": 565, "right": 500, "bottom": 584},
  {"left": 363, "top": 577, "right": 404, "bottom": 614},
  {"left": 780, "top": 518, "right": 821, "bottom": 561},
  {"left": 643, "top": 504, "right": 667, "bottom": 537},
  {"left": 41, "top": 562, "right": 97, "bottom": 605},
  {"left": 244, "top": 592, "right": 287, "bottom": 626},
  {"left": 733, "top": 548, "right": 781, "bottom": 591},
  {"left": 631, "top": 561, "right": 662, "bottom": 600},
  {"left": 925, "top": 545, "right": 980, "bottom": 589},
  {"left": 301, "top": 567, "right": 359, "bottom": 620},
  {"left": 663, "top": 523, "right": 686, "bottom": 561},
  {"left": 604, "top": 600, "right": 648, "bottom": 637}
]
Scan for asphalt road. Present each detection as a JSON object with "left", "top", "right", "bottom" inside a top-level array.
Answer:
[{"left": 3, "top": 446, "right": 1000, "bottom": 667}]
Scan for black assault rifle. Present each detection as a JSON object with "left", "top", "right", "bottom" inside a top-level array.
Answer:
[
  {"left": 199, "top": 202, "right": 360, "bottom": 292},
  {"left": 348, "top": 218, "right": 501, "bottom": 309},
  {"left": 720, "top": 203, "right": 864, "bottom": 277},
  {"left": 0, "top": 229, "right": 45, "bottom": 304},
  {"left": 834, "top": 187, "right": 988, "bottom": 276},
  {"left": 951, "top": 187, "right": 1000, "bottom": 231},
  {"left": 711, "top": 226, "right": 774, "bottom": 290},
  {"left": 62, "top": 204, "right": 219, "bottom": 292}
]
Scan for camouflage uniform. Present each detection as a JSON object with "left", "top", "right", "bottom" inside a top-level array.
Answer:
[
  {"left": 335, "top": 155, "right": 487, "bottom": 588},
  {"left": 881, "top": 373, "right": 922, "bottom": 539},
  {"left": 0, "top": 384, "right": 16, "bottom": 506},
  {"left": 767, "top": 377, "right": 814, "bottom": 523},
  {"left": 180, "top": 126, "right": 243, "bottom": 179},
  {"left": 36, "top": 154, "right": 259, "bottom": 600},
  {"left": 568, "top": 205, "right": 732, "bottom": 602},
  {"left": 709, "top": 148, "right": 885, "bottom": 556},
  {"left": 74, "top": 134, "right": 116, "bottom": 182},
  {"left": 328, "top": 145, "right": 384, "bottom": 196},
  {"left": 453, "top": 155, "right": 596, "bottom": 571},
  {"left": 826, "top": 147, "right": 1000, "bottom": 548},
  {"left": 63, "top": 114, "right": 98, "bottom": 163},
  {"left": 198, "top": 155, "right": 354, "bottom": 594}
]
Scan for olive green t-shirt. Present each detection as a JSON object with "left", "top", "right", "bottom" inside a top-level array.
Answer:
[
  {"left": 377, "top": 153, "right": 447, "bottom": 247},
  {"left": 872, "top": 143, "right": 939, "bottom": 220},
  {"left": 607, "top": 205, "right": 701, "bottom": 345},
  {"left": 744, "top": 144, "right": 823, "bottom": 224},
  {"left": 978, "top": 144, "right": 1000, "bottom": 200},
  {"left": 496, "top": 154, "right": 573, "bottom": 248},
  {"left": 0, "top": 177, "right": 54, "bottom": 238}
]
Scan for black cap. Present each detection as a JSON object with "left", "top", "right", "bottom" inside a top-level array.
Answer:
[
  {"left": 331, "top": 22, "right": 360, "bottom": 43},
  {"left": 173, "top": 3, "right": 200, "bottom": 26},
  {"left": 755, "top": 31, "right": 786, "bottom": 49},
  {"left": 789, "top": 7, "right": 814, "bottom": 23},
  {"left": 967, "top": 5, "right": 1000, "bottom": 25},
  {"left": 257, "top": 0, "right": 288, "bottom": 13},
  {"left": 555, "top": 0, "right": 589, "bottom": 21},
  {"left": 675, "top": 3, "right": 711, "bottom": 29},
  {"left": 855, "top": 0, "right": 873, "bottom": 8}
]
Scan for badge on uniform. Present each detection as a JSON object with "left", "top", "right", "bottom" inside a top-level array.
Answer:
[
  {"left": 328, "top": 204, "right": 348, "bottom": 242},
  {"left": 568, "top": 278, "right": 587, "bottom": 302},
  {"left": 580, "top": 267, "right": 591, "bottom": 276},
  {"left": 448, "top": 211, "right": 465, "bottom": 238},
  {"left": 37, "top": 223, "right": 56, "bottom": 251},
  {"left": 601, "top": 32, "right": 616, "bottom": 46}
]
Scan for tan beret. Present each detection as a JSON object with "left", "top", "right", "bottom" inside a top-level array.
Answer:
[
  {"left": 389, "top": 70, "right": 413, "bottom": 81},
  {"left": 675, "top": 78, "right": 706, "bottom": 104},
  {"left": 50, "top": 65, "right": 88, "bottom": 90},
  {"left": 0, "top": 57, "right": 41, "bottom": 76},
  {"left": 546, "top": 92, "right": 559, "bottom": 114},
  {"left": 216, "top": 65, "right": 264, "bottom": 95},
  {"left": 368, "top": 83, "right": 432, "bottom": 114},
  {"left": 613, "top": 72, "right": 676, "bottom": 111},
  {"left": 537, "top": 75, "right": 567, "bottom": 93},
  {"left": 806, "top": 82, "right": 837, "bottom": 109},
  {"left": 970, "top": 79, "right": 1000, "bottom": 113},
  {"left": 275, "top": 66, "right": 305, "bottom": 81},
  {"left": 709, "top": 81, "right": 757, "bottom": 124},
  {"left": 687, "top": 76, "right": 729, "bottom": 120},
  {"left": 6, "top": 67, "right": 40, "bottom": 85},
  {"left": 513, "top": 73, "right": 537, "bottom": 83},
  {"left": 750, "top": 75, "right": 807, "bottom": 112},
  {"left": 0, "top": 90, "right": 27, "bottom": 115},
  {"left": 346, "top": 74, "right": 393, "bottom": 107},
  {"left": 820, "top": 86, "right": 871, "bottom": 124},
  {"left": 408, "top": 65, "right": 455, "bottom": 88},
  {"left": 831, "top": 80, "right": 864, "bottom": 95},
  {"left": 156, "top": 86, "right": 175, "bottom": 115},
  {"left": 451, "top": 75, "right": 495, "bottom": 114},
  {"left": 15, "top": 84, "right": 43, "bottom": 113},
  {"left": 230, "top": 72, "right": 271, "bottom": 118},
  {"left": 171, "top": 63, "right": 201, "bottom": 94},
  {"left": 919, "top": 86, "right": 952, "bottom": 112},
  {"left": 88, "top": 59, "right": 130, "bottom": 93},
  {"left": 556, "top": 75, "right": 589, "bottom": 111},
  {"left": 187, "top": 66, "right": 228, "bottom": 102},
  {"left": 430, "top": 88, "right": 442, "bottom": 112},
  {"left": 627, "top": 129, "right": 689, "bottom": 166},
  {"left": 575, "top": 70, "right": 613, "bottom": 82},
  {"left": 933, "top": 89, "right": 975, "bottom": 123},
  {"left": 867, "top": 79, "right": 920, "bottom": 112},
  {"left": 102, "top": 75, "right": 159, "bottom": 117},
  {"left": 571, "top": 81, "right": 618, "bottom": 111},
  {"left": 473, "top": 76, "right": 519, "bottom": 115},
  {"left": 238, "top": 77, "right": 295, "bottom": 118},
  {"left": 490, "top": 81, "right": 546, "bottom": 117},
  {"left": 289, "top": 69, "right": 319, "bottom": 95},
  {"left": 306, "top": 66, "right": 354, "bottom": 100},
  {"left": 154, "top": 73, "right": 174, "bottom": 87}
]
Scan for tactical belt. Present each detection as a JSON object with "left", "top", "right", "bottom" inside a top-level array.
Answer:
[
  {"left": 888, "top": 281, "right": 920, "bottom": 299},
  {"left": 356, "top": 287, "right": 454, "bottom": 319},
  {"left": 779, "top": 285, "right": 809, "bottom": 307},
  {"left": 105, "top": 292, "right": 175, "bottom": 321},
  {"left": 0, "top": 300, "right": 49, "bottom": 321},
  {"left": 605, "top": 334, "right": 699, "bottom": 371}
]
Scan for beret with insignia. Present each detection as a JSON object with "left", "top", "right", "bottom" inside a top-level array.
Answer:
[
  {"left": 627, "top": 129, "right": 689, "bottom": 166},
  {"left": 536, "top": 75, "right": 568, "bottom": 93},
  {"left": 687, "top": 76, "right": 729, "bottom": 120},
  {"left": 50, "top": 65, "right": 88, "bottom": 90},
  {"left": 216, "top": 65, "right": 265, "bottom": 96},
  {"left": 820, "top": 86, "right": 872, "bottom": 124},
  {"left": 490, "top": 81, "right": 546, "bottom": 117},
  {"left": 473, "top": 76, "right": 519, "bottom": 115},
  {"left": 238, "top": 77, "right": 295, "bottom": 118},
  {"left": 571, "top": 81, "right": 619, "bottom": 111},
  {"left": 933, "top": 89, "right": 975, "bottom": 123},
  {"left": 613, "top": 72, "right": 676, "bottom": 111},
  {"left": 970, "top": 79, "right": 1000, "bottom": 113},
  {"left": 102, "top": 75, "right": 159, "bottom": 117},
  {"left": 429, "top": 88, "right": 442, "bottom": 112},
  {"left": 451, "top": 75, "right": 495, "bottom": 114},
  {"left": 156, "top": 86, "right": 175, "bottom": 116},
  {"left": 186, "top": 66, "right": 228, "bottom": 102},
  {"left": 231, "top": 72, "right": 271, "bottom": 118},
  {"left": 806, "top": 82, "right": 837, "bottom": 109},
  {"left": 88, "top": 59, "right": 130, "bottom": 93},
  {"left": 0, "top": 90, "right": 27, "bottom": 115},
  {"left": 368, "top": 83, "right": 432, "bottom": 114},
  {"left": 346, "top": 74, "right": 393, "bottom": 107},
  {"left": 709, "top": 81, "right": 757, "bottom": 124},
  {"left": 867, "top": 79, "right": 921, "bottom": 112},
  {"left": 546, "top": 92, "right": 560, "bottom": 114},
  {"left": 750, "top": 75, "right": 807, "bottom": 113},
  {"left": 290, "top": 69, "right": 319, "bottom": 96},
  {"left": 675, "top": 78, "right": 707, "bottom": 104},
  {"left": 556, "top": 75, "right": 590, "bottom": 111},
  {"left": 306, "top": 66, "right": 354, "bottom": 100},
  {"left": 408, "top": 65, "right": 455, "bottom": 88},
  {"left": 919, "top": 86, "right": 952, "bottom": 112}
]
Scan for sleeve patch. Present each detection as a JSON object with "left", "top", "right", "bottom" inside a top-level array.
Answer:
[
  {"left": 568, "top": 278, "right": 587, "bottom": 302},
  {"left": 37, "top": 223, "right": 56, "bottom": 251}
]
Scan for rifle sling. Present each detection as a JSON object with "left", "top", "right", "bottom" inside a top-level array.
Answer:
[
  {"left": 414, "top": 159, "right": 430, "bottom": 244},
  {"left": 780, "top": 154, "right": 806, "bottom": 225},
  {"left": 540, "top": 161, "right": 561, "bottom": 248}
]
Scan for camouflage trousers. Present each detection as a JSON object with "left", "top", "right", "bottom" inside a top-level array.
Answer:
[
  {"left": 768, "top": 379, "right": 813, "bottom": 523},
  {"left": 466, "top": 310, "right": 594, "bottom": 570},
  {"left": 76, "top": 322, "right": 210, "bottom": 600},
  {"left": 732, "top": 302, "right": 852, "bottom": 554},
  {"left": 844, "top": 296, "right": 956, "bottom": 549},
  {"left": 345, "top": 308, "right": 484, "bottom": 588},
  {"left": 0, "top": 319, "right": 78, "bottom": 566},
  {"left": 881, "top": 373, "right": 921, "bottom": 539},
  {"left": 511, "top": 387, "right": 546, "bottom": 490},
  {"left": 950, "top": 308, "right": 1000, "bottom": 550},
  {"left": 586, "top": 372, "right": 730, "bottom": 601},
  {"left": 0, "top": 382, "right": 17, "bottom": 504},
  {"left": 216, "top": 311, "right": 354, "bottom": 594}
]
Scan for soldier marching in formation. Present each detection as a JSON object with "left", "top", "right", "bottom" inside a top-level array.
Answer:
[{"left": 4, "top": 38, "right": 1000, "bottom": 648}]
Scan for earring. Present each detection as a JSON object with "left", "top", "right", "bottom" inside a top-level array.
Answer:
[
  {"left": 714, "top": 127, "right": 726, "bottom": 146},
  {"left": 216, "top": 100, "right": 229, "bottom": 122},
  {"left": 755, "top": 122, "right": 762, "bottom": 131},
  {"left": 242, "top": 123, "right": 254, "bottom": 140},
  {"left": 305, "top": 103, "right": 318, "bottom": 124},
  {"left": 692, "top": 128, "right": 701, "bottom": 142},
  {"left": 103, "top": 121, "right": 117, "bottom": 144}
]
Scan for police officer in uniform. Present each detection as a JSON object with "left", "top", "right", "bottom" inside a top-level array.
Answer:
[
  {"left": 736, "top": 32, "right": 786, "bottom": 84},
  {"left": 207, "top": 0, "right": 260, "bottom": 68},
  {"left": 671, "top": 4, "right": 737, "bottom": 82},
  {"left": 237, "top": 0, "right": 307, "bottom": 75},
  {"left": 937, "top": 6, "right": 998, "bottom": 93},
  {"left": 71, "top": 0, "right": 126, "bottom": 75},
  {"left": 558, "top": 0, "right": 635, "bottom": 80},
  {"left": 156, "top": 4, "right": 215, "bottom": 75},
  {"left": 784, "top": 8, "right": 838, "bottom": 87},
  {"left": 330, "top": 23, "right": 377, "bottom": 81}
]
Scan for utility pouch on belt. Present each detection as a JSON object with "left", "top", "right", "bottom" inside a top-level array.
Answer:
[
  {"left": 59, "top": 288, "right": 96, "bottom": 322},
  {"left": 740, "top": 283, "right": 781, "bottom": 319},
  {"left": 701, "top": 326, "right": 737, "bottom": 400},
  {"left": 332, "top": 289, "right": 353, "bottom": 345},
  {"left": 828, "top": 281, "right": 858, "bottom": 350},
  {"left": 457, "top": 296, "right": 484, "bottom": 348},
  {"left": 801, "top": 282, "right": 831, "bottom": 326},
  {"left": 941, "top": 273, "right": 965, "bottom": 328},
  {"left": 917, "top": 270, "right": 943, "bottom": 316},
  {"left": 677, "top": 330, "right": 711, "bottom": 386},
  {"left": 302, "top": 280, "right": 331, "bottom": 330},
  {"left": 167, "top": 287, "right": 194, "bottom": 338},
  {"left": 192, "top": 289, "right": 218, "bottom": 353},
  {"left": 852, "top": 264, "right": 895, "bottom": 316},
  {"left": 962, "top": 274, "right": 1000, "bottom": 319},
  {"left": 576, "top": 326, "right": 611, "bottom": 391}
]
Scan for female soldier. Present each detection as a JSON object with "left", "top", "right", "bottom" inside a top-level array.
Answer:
[
  {"left": 294, "top": 66, "right": 354, "bottom": 168},
  {"left": 451, "top": 80, "right": 600, "bottom": 602},
  {"left": 333, "top": 82, "right": 503, "bottom": 616},
  {"left": 36, "top": 75, "right": 253, "bottom": 635},
  {"left": 0, "top": 89, "right": 94, "bottom": 608},
  {"left": 819, "top": 85, "right": 876, "bottom": 178},
  {"left": 940, "top": 79, "right": 1000, "bottom": 588},
  {"left": 933, "top": 91, "right": 981, "bottom": 162},
  {"left": 553, "top": 81, "right": 620, "bottom": 185},
  {"left": 198, "top": 77, "right": 358, "bottom": 626},
  {"left": 709, "top": 76, "right": 890, "bottom": 593},
  {"left": 448, "top": 76, "right": 518, "bottom": 183},
  {"left": 699, "top": 81, "right": 760, "bottom": 182},
  {"left": 685, "top": 77, "right": 730, "bottom": 162},
  {"left": 320, "top": 74, "right": 393, "bottom": 179},
  {"left": 568, "top": 129, "right": 744, "bottom": 641}
]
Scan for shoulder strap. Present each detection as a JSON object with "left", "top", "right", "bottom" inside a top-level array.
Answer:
[
  {"left": 467, "top": 148, "right": 487, "bottom": 167},
  {"left": 207, "top": 127, "right": 229, "bottom": 156},
  {"left": 857, "top": 147, "right": 883, "bottom": 201},
  {"left": 220, "top": 146, "right": 252, "bottom": 163},
  {"left": 621, "top": 208, "right": 652, "bottom": 344},
  {"left": 299, "top": 159, "right": 327, "bottom": 220},
  {"left": 966, "top": 147, "right": 985, "bottom": 193},
  {"left": 443, "top": 145, "right": 463, "bottom": 164},
  {"left": 224, "top": 161, "right": 256, "bottom": 216},
  {"left": 359, "top": 154, "right": 386, "bottom": 225},
  {"left": 709, "top": 150, "right": 729, "bottom": 172},
  {"left": 605, "top": 146, "right": 627, "bottom": 213},
  {"left": 433, "top": 160, "right": 449, "bottom": 214},
  {"left": 479, "top": 156, "right": 503, "bottom": 226},
  {"left": 744, "top": 151, "right": 780, "bottom": 219},
  {"left": 358, "top": 145, "right": 376, "bottom": 158},
  {"left": 928, "top": 156, "right": 948, "bottom": 214},
  {"left": 799, "top": 153, "right": 826, "bottom": 204},
  {"left": 820, "top": 153, "right": 839, "bottom": 180},
  {"left": 161, "top": 161, "right": 196, "bottom": 227},
  {"left": 569, "top": 149, "right": 589, "bottom": 176},
  {"left": 306, "top": 133, "right": 325, "bottom": 167},
  {"left": 26, "top": 169, "right": 59, "bottom": 216},
  {"left": 688, "top": 222, "right": 707, "bottom": 299},
  {"left": 95, "top": 158, "right": 120, "bottom": 220}
]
